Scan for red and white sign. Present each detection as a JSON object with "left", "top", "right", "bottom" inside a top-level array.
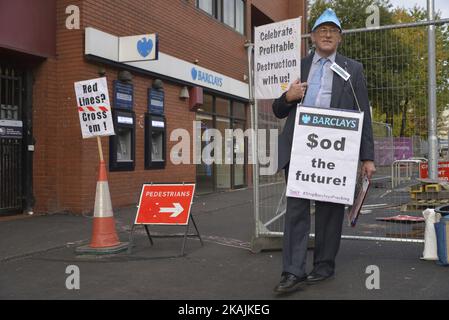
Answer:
[
  {"left": 420, "top": 162, "right": 449, "bottom": 181},
  {"left": 135, "top": 184, "right": 195, "bottom": 225},
  {"left": 74, "top": 77, "right": 115, "bottom": 139}
]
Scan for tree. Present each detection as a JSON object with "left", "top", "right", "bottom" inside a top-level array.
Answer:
[
  {"left": 308, "top": 0, "right": 410, "bottom": 136},
  {"left": 308, "top": 0, "right": 449, "bottom": 140}
]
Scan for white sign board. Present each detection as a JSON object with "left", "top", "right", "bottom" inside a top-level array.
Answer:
[
  {"left": 85, "top": 28, "right": 249, "bottom": 99},
  {"left": 119, "top": 33, "right": 158, "bottom": 62},
  {"left": 286, "top": 106, "right": 364, "bottom": 205},
  {"left": 74, "top": 77, "right": 115, "bottom": 139},
  {"left": 254, "top": 17, "right": 301, "bottom": 99}
]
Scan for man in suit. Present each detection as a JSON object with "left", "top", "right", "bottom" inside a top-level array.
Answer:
[{"left": 272, "top": 9, "right": 376, "bottom": 294}]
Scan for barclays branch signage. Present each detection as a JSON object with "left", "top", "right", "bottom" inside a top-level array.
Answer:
[
  {"left": 85, "top": 28, "right": 248, "bottom": 99},
  {"left": 191, "top": 67, "right": 223, "bottom": 88},
  {"left": 137, "top": 37, "right": 154, "bottom": 58},
  {"left": 119, "top": 33, "right": 159, "bottom": 62}
]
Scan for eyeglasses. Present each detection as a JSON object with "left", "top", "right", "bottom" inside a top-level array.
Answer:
[{"left": 315, "top": 28, "right": 340, "bottom": 36}]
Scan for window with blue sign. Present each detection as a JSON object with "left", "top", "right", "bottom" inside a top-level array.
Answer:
[{"left": 196, "top": 0, "right": 245, "bottom": 35}]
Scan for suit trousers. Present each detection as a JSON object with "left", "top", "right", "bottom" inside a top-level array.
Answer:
[{"left": 283, "top": 165, "right": 346, "bottom": 277}]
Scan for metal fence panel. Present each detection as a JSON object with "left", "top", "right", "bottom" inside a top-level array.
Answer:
[{"left": 252, "top": 21, "right": 449, "bottom": 249}]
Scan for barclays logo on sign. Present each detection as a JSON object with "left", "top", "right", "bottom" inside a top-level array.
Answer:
[
  {"left": 301, "top": 114, "right": 311, "bottom": 124},
  {"left": 137, "top": 37, "right": 154, "bottom": 58},
  {"left": 191, "top": 67, "right": 223, "bottom": 87},
  {"left": 299, "top": 112, "right": 359, "bottom": 131},
  {"left": 118, "top": 33, "right": 158, "bottom": 63}
]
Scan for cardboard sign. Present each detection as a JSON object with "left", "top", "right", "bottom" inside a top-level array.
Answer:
[
  {"left": 348, "top": 175, "right": 370, "bottom": 227},
  {"left": 254, "top": 17, "right": 301, "bottom": 99},
  {"left": 286, "top": 106, "right": 364, "bottom": 205},
  {"left": 74, "top": 77, "right": 115, "bottom": 139},
  {"left": 135, "top": 184, "right": 195, "bottom": 225}
]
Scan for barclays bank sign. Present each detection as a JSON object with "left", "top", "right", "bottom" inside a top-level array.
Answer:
[
  {"left": 191, "top": 67, "right": 223, "bottom": 88},
  {"left": 119, "top": 33, "right": 159, "bottom": 63},
  {"left": 85, "top": 28, "right": 248, "bottom": 99}
]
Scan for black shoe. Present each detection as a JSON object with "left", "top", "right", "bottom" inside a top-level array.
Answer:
[
  {"left": 273, "top": 273, "right": 307, "bottom": 294},
  {"left": 306, "top": 272, "right": 334, "bottom": 284}
]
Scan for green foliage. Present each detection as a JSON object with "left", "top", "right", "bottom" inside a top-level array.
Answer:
[
  {"left": 308, "top": 0, "right": 393, "bottom": 31},
  {"left": 308, "top": 0, "right": 449, "bottom": 138}
]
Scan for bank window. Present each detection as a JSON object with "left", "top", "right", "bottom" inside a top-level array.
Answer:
[
  {"left": 195, "top": 94, "right": 247, "bottom": 194},
  {"left": 232, "top": 101, "right": 246, "bottom": 119},
  {"left": 235, "top": 0, "right": 244, "bottom": 34},
  {"left": 216, "top": 97, "right": 230, "bottom": 117},
  {"left": 196, "top": 0, "right": 245, "bottom": 35},
  {"left": 197, "top": 0, "right": 213, "bottom": 15},
  {"left": 198, "top": 94, "right": 214, "bottom": 114},
  {"left": 223, "top": 0, "right": 235, "bottom": 28}
]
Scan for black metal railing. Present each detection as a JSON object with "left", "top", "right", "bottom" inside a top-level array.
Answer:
[{"left": 0, "top": 66, "right": 23, "bottom": 214}]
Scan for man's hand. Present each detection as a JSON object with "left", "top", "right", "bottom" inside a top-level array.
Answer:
[
  {"left": 361, "top": 160, "right": 376, "bottom": 180},
  {"left": 285, "top": 79, "right": 308, "bottom": 103}
]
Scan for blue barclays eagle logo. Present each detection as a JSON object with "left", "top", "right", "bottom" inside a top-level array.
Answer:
[
  {"left": 301, "top": 114, "right": 311, "bottom": 124},
  {"left": 137, "top": 37, "right": 154, "bottom": 58}
]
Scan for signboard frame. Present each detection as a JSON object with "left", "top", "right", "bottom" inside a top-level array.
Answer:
[
  {"left": 118, "top": 33, "right": 159, "bottom": 63},
  {"left": 74, "top": 77, "right": 115, "bottom": 139},
  {"left": 148, "top": 88, "right": 164, "bottom": 115},
  {"left": 128, "top": 183, "right": 203, "bottom": 256},
  {"left": 286, "top": 105, "right": 364, "bottom": 205},
  {"left": 420, "top": 161, "right": 449, "bottom": 181},
  {"left": 254, "top": 17, "right": 302, "bottom": 99},
  {"left": 113, "top": 80, "right": 134, "bottom": 110},
  {"left": 0, "top": 120, "right": 23, "bottom": 139}
]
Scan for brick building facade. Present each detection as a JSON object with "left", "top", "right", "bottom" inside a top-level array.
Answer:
[{"left": 0, "top": 0, "right": 306, "bottom": 215}]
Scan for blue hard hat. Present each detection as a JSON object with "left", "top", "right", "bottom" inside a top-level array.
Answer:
[{"left": 312, "top": 8, "right": 342, "bottom": 32}]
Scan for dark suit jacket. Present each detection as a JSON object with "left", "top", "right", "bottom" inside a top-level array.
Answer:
[{"left": 272, "top": 52, "right": 375, "bottom": 171}]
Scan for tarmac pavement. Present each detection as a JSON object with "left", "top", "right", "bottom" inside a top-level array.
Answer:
[{"left": 1, "top": 187, "right": 449, "bottom": 300}]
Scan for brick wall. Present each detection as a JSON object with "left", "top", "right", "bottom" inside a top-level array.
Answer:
[{"left": 32, "top": 0, "right": 305, "bottom": 214}]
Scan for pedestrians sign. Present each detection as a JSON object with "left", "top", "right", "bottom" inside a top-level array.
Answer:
[
  {"left": 135, "top": 184, "right": 195, "bottom": 225},
  {"left": 129, "top": 183, "right": 202, "bottom": 256}
]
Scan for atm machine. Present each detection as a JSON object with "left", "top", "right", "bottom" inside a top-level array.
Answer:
[
  {"left": 109, "top": 79, "right": 135, "bottom": 171},
  {"left": 145, "top": 85, "right": 166, "bottom": 169}
]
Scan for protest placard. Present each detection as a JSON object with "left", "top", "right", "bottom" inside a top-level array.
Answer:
[
  {"left": 74, "top": 77, "right": 115, "bottom": 139},
  {"left": 286, "top": 106, "right": 364, "bottom": 205},
  {"left": 254, "top": 17, "right": 301, "bottom": 99}
]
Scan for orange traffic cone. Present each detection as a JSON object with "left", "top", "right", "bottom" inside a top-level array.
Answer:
[{"left": 76, "top": 160, "right": 128, "bottom": 254}]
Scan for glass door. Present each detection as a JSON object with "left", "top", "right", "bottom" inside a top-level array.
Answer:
[
  {"left": 232, "top": 120, "right": 246, "bottom": 188},
  {"left": 195, "top": 114, "right": 214, "bottom": 194},
  {"left": 215, "top": 116, "right": 231, "bottom": 190}
]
